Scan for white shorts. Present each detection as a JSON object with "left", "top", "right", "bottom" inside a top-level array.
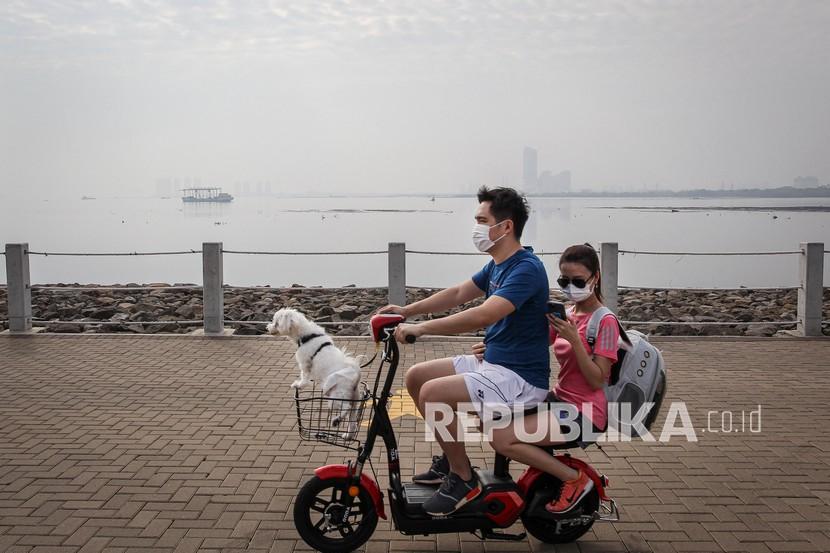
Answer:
[{"left": 453, "top": 355, "right": 550, "bottom": 421}]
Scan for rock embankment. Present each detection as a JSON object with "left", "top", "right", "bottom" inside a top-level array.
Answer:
[{"left": 0, "top": 285, "right": 827, "bottom": 337}]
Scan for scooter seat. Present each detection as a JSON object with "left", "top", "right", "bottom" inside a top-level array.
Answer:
[{"left": 519, "top": 393, "right": 601, "bottom": 450}]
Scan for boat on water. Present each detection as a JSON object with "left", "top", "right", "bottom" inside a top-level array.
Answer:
[{"left": 181, "top": 187, "right": 234, "bottom": 203}]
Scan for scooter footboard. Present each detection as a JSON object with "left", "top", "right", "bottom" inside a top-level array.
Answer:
[{"left": 388, "top": 469, "right": 525, "bottom": 533}]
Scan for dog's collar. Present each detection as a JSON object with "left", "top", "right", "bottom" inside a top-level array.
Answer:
[{"left": 297, "top": 333, "right": 325, "bottom": 346}]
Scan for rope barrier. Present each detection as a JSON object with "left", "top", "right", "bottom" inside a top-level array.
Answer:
[
  {"left": 22, "top": 319, "right": 368, "bottom": 327},
  {"left": 405, "top": 250, "right": 481, "bottom": 256},
  {"left": 405, "top": 250, "right": 562, "bottom": 256},
  {"left": 5, "top": 247, "right": 820, "bottom": 257},
  {"left": 617, "top": 285, "right": 800, "bottom": 291},
  {"left": 222, "top": 249, "right": 385, "bottom": 256},
  {"left": 405, "top": 285, "right": 805, "bottom": 291},
  {"left": 620, "top": 249, "right": 800, "bottom": 256},
  {"left": 9, "top": 319, "right": 826, "bottom": 333},
  {"left": 621, "top": 320, "right": 796, "bottom": 326},
  {"left": 30, "top": 319, "right": 203, "bottom": 326},
  {"left": 223, "top": 285, "right": 385, "bottom": 291},
  {"left": 16, "top": 284, "right": 809, "bottom": 292},
  {"left": 25, "top": 285, "right": 389, "bottom": 292},
  {"left": 27, "top": 250, "right": 201, "bottom": 256},
  {"left": 32, "top": 285, "right": 202, "bottom": 291},
  {"left": 19, "top": 318, "right": 807, "bottom": 328},
  {"left": 223, "top": 320, "right": 367, "bottom": 326}
]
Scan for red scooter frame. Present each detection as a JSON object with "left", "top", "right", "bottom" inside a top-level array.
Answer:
[{"left": 292, "top": 314, "right": 618, "bottom": 552}]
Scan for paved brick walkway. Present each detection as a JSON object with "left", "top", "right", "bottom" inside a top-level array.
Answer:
[{"left": 1, "top": 335, "right": 829, "bottom": 553}]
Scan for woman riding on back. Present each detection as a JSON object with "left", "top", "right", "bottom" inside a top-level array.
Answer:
[{"left": 481, "top": 243, "right": 621, "bottom": 513}]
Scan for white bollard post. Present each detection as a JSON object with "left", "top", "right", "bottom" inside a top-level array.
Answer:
[
  {"left": 388, "top": 242, "right": 406, "bottom": 307},
  {"left": 600, "top": 242, "right": 619, "bottom": 313},
  {"left": 797, "top": 242, "right": 824, "bottom": 337},
  {"left": 5, "top": 243, "right": 32, "bottom": 333},
  {"left": 202, "top": 242, "right": 224, "bottom": 335}
]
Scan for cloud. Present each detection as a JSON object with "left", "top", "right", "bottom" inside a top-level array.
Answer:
[
  {"left": 0, "top": 1, "right": 675, "bottom": 65},
  {"left": 1, "top": 1, "right": 828, "bottom": 193}
]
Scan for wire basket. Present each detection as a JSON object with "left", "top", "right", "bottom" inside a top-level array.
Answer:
[{"left": 293, "top": 382, "right": 371, "bottom": 449}]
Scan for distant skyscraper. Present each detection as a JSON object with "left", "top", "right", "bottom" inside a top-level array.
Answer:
[
  {"left": 523, "top": 147, "right": 538, "bottom": 192},
  {"left": 794, "top": 176, "right": 820, "bottom": 188},
  {"left": 538, "top": 170, "right": 571, "bottom": 193}
]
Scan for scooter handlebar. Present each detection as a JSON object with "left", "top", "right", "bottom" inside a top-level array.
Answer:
[{"left": 405, "top": 334, "right": 417, "bottom": 344}]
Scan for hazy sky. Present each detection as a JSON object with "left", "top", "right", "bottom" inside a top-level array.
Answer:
[{"left": 2, "top": 0, "right": 829, "bottom": 197}]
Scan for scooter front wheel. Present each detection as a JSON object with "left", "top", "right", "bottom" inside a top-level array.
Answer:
[{"left": 293, "top": 475, "right": 378, "bottom": 553}]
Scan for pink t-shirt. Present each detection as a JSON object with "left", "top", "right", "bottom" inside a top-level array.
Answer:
[{"left": 550, "top": 307, "right": 619, "bottom": 430}]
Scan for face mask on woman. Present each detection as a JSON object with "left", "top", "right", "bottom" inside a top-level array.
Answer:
[
  {"left": 471, "top": 220, "right": 508, "bottom": 252},
  {"left": 557, "top": 274, "right": 595, "bottom": 303}
]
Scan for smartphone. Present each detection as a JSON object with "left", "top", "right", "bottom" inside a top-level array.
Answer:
[{"left": 547, "top": 301, "right": 567, "bottom": 320}]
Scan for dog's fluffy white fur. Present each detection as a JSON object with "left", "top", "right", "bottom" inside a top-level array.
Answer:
[{"left": 267, "top": 308, "right": 362, "bottom": 425}]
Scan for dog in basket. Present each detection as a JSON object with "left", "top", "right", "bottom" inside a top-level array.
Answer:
[{"left": 266, "top": 308, "right": 363, "bottom": 430}]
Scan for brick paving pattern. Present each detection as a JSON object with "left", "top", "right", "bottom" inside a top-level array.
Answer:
[{"left": 1, "top": 334, "right": 829, "bottom": 553}]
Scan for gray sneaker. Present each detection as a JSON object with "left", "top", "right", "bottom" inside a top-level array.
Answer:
[
  {"left": 422, "top": 471, "right": 481, "bottom": 516},
  {"left": 412, "top": 454, "right": 449, "bottom": 486}
]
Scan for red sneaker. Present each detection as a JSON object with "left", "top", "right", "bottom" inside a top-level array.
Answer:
[{"left": 545, "top": 470, "right": 594, "bottom": 514}]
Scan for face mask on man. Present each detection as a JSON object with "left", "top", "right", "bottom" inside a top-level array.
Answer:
[{"left": 472, "top": 220, "right": 508, "bottom": 253}]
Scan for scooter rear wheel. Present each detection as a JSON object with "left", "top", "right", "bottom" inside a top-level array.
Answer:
[
  {"left": 520, "top": 473, "right": 599, "bottom": 543},
  {"left": 293, "top": 475, "right": 378, "bottom": 553}
]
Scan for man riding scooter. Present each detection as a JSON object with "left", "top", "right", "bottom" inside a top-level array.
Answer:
[{"left": 379, "top": 186, "right": 571, "bottom": 516}]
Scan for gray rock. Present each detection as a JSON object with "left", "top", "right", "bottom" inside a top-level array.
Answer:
[
  {"left": 334, "top": 305, "right": 359, "bottom": 321},
  {"left": 735, "top": 310, "right": 755, "bottom": 322},
  {"left": 57, "top": 307, "right": 79, "bottom": 319},
  {"left": 695, "top": 316, "right": 721, "bottom": 323},
  {"left": 175, "top": 304, "right": 202, "bottom": 318},
  {"left": 87, "top": 307, "right": 118, "bottom": 320},
  {"left": 130, "top": 311, "right": 153, "bottom": 322},
  {"left": 745, "top": 324, "right": 778, "bottom": 337},
  {"left": 48, "top": 323, "right": 83, "bottom": 333}
]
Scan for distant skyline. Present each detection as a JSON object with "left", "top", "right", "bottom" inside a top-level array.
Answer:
[{"left": 2, "top": 1, "right": 829, "bottom": 199}]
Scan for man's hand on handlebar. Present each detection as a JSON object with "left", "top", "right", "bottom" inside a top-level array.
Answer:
[
  {"left": 472, "top": 341, "right": 485, "bottom": 361},
  {"left": 394, "top": 323, "right": 424, "bottom": 344},
  {"left": 377, "top": 304, "right": 408, "bottom": 317}
]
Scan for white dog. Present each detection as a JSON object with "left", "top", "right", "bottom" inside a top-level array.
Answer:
[{"left": 267, "top": 308, "right": 362, "bottom": 427}]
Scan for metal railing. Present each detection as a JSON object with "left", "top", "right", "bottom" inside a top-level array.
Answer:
[{"left": 2, "top": 241, "right": 827, "bottom": 336}]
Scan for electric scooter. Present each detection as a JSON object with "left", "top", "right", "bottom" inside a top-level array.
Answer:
[{"left": 292, "top": 313, "right": 619, "bottom": 552}]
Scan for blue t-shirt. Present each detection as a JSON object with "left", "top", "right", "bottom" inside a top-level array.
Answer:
[{"left": 471, "top": 247, "right": 550, "bottom": 390}]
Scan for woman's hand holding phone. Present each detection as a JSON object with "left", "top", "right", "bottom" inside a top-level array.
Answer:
[
  {"left": 547, "top": 301, "right": 567, "bottom": 320},
  {"left": 548, "top": 312, "right": 581, "bottom": 346}
]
